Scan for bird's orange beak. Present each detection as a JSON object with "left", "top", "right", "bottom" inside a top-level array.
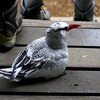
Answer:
[{"left": 68, "top": 24, "right": 81, "bottom": 31}]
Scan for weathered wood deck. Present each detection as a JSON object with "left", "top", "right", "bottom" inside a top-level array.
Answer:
[{"left": 0, "top": 19, "right": 100, "bottom": 99}]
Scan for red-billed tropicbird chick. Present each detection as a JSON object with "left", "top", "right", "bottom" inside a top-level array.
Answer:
[{"left": 0, "top": 22, "right": 81, "bottom": 82}]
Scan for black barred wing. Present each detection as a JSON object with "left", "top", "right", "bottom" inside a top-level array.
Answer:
[
  {"left": 11, "top": 47, "right": 33, "bottom": 81},
  {"left": 11, "top": 37, "right": 46, "bottom": 81}
]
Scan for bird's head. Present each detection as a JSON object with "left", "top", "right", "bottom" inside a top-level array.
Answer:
[
  {"left": 46, "top": 22, "right": 81, "bottom": 49},
  {"left": 46, "top": 22, "right": 81, "bottom": 38},
  {"left": 46, "top": 22, "right": 81, "bottom": 31}
]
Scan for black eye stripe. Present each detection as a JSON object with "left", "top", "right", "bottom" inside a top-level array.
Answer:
[{"left": 58, "top": 27, "right": 67, "bottom": 31}]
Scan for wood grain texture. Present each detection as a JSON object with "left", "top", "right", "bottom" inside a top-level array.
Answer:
[
  {"left": 0, "top": 47, "right": 100, "bottom": 67},
  {"left": 22, "top": 19, "right": 100, "bottom": 28},
  {"left": 16, "top": 27, "right": 100, "bottom": 46},
  {"left": 0, "top": 96, "right": 100, "bottom": 100},
  {"left": 0, "top": 71, "right": 100, "bottom": 93}
]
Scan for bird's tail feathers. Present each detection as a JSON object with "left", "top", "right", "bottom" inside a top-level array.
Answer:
[
  {"left": 0, "top": 68, "right": 12, "bottom": 80},
  {"left": 11, "top": 67, "right": 22, "bottom": 81},
  {"left": 0, "top": 68, "right": 21, "bottom": 82}
]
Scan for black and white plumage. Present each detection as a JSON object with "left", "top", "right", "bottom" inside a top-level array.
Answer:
[{"left": 0, "top": 22, "right": 81, "bottom": 82}]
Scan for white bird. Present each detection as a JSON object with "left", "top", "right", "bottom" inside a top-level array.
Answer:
[{"left": 0, "top": 22, "right": 81, "bottom": 82}]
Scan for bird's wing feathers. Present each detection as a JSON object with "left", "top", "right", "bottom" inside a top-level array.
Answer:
[
  {"left": 11, "top": 48, "right": 33, "bottom": 80},
  {"left": 24, "top": 49, "right": 68, "bottom": 78},
  {"left": 11, "top": 37, "right": 45, "bottom": 80}
]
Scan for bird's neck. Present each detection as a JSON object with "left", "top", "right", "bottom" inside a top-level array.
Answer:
[{"left": 46, "top": 35, "right": 67, "bottom": 50}]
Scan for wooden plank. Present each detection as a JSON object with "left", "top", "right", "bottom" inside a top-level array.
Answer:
[
  {"left": 0, "top": 96, "right": 100, "bottom": 100},
  {"left": 68, "top": 29, "right": 100, "bottom": 46},
  {"left": 0, "top": 47, "right": 22, "bottom": 66},
  {"left": 50, "top": 17, "right": 99, "bottom": 22},
  {"left": 0, "top": 47, "right": 100, "bottom": 67},
  {"left": 22, "top": 19, "right": 100, "bottom": 28},
  {"left": 68, "top": 48, "right": 100, "bottom": 68},
  {"left": 16, "top": 27, "right": 100, "bottom": 46},
  {"left": 0, "top": 71, "right": 100, "bottom": 93}
]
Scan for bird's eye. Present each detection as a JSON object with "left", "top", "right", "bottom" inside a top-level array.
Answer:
[{"left": 58, "top": 27, "right": 68, "bottom": 31}]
